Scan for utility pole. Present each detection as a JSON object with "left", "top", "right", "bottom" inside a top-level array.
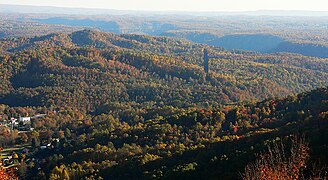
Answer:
[{"left": 11, "top": 118, "right": 14, "bottom": 131}]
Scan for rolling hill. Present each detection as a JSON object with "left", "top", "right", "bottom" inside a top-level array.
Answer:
[
  {"left": 0, "top": 30, "right": 327, "bottom": 114},
  {"left": 0, "top": 29, "right": 327, "bottom": 179}
]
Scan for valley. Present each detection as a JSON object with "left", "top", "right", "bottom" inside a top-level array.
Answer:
[{"left": 0, "top": 4, "right": 327, "bottom": 180}]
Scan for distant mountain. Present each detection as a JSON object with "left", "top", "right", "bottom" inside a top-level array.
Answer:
[
  {"left": 2, "top": 7, "right": 328, "bottom": 58},
  {"left": 164, "top": 32, "right": 328, "bottom": 58},
  {"left": 2, "top": 4, "right": 328, "bottom": 16},
  {"left": 0, "top": 4, "right": 130, "bottom": 15}
]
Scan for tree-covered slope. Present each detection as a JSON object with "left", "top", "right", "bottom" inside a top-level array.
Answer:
[
  {"left": 0, "top": 30, "right": 327, "bottom": 179},
  {"left": 1, "top": 85, "right": 327, "bottom": 179},
  {"left": 0, "top": 30, "right": 327, "bottom": 114}
]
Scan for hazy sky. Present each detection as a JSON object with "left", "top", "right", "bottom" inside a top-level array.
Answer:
[{"left": 1, "top": 0, "right": 328, "bottom": 11}]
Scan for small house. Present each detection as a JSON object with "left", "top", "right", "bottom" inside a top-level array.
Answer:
[{"left": 19, "top": 117, "right": 31, "bottom": 124}]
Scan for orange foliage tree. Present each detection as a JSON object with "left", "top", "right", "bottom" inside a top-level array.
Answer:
[
  {"left": 242, "top": 136, "right": 309, "bottom": 180},
  {"left": 0, "top": 167, "right": 18, "bottom": 180}
]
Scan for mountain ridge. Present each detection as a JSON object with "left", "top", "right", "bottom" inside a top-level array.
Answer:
[
  {"left": 2, "top": 4, "right": 328, "bottom": 16},
  {"left": 0, "top": 29, "right": 327, "bottom": 112}
]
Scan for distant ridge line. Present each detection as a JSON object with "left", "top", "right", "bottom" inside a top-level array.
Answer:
[{"left": 1, "top": 4, "right": 328, "bottom": 16}]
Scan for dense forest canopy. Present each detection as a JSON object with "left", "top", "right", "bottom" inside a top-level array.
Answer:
[
  {"left": 0, "top": 22, "right": 327, "bottom": 179},
  {"left": 0, "top": 29, "right": 327, "bottom": 113}
]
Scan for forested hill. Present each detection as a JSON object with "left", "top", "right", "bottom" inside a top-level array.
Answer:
[
  {"left": 0, "top": 29, "right": 328, "bottom": 179},
  {"left": 1, "top": 81, "right": 327, "bottom": 179},
  {"left": 0, "top": 29, "right": 328, "bottom": 114}
]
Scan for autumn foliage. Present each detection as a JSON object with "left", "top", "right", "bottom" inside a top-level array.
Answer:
[
  {"left": 0, "top": 167, "right": 18, "bottom": 180},
  {"left": 242, "top": 136, "right": 310, "bottom": 180}
]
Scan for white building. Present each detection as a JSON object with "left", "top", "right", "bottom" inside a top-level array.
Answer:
[{"left": 19, "top": 117, "right": 31, "bottom": 124}]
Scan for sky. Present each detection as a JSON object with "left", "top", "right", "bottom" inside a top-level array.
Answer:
[{"left": 1, "top": 0, "right": 328, "bottom": 11}]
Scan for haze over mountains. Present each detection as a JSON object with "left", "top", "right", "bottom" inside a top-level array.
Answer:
[
  {"left": 0, "top": 3, "right": 327, "bottom": 180},
  {"left": 1, "top": 4, "right": 328, "bottom": 58},
  {"left": 2, "top": 4, "right": 328, "bottom": 16}
]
